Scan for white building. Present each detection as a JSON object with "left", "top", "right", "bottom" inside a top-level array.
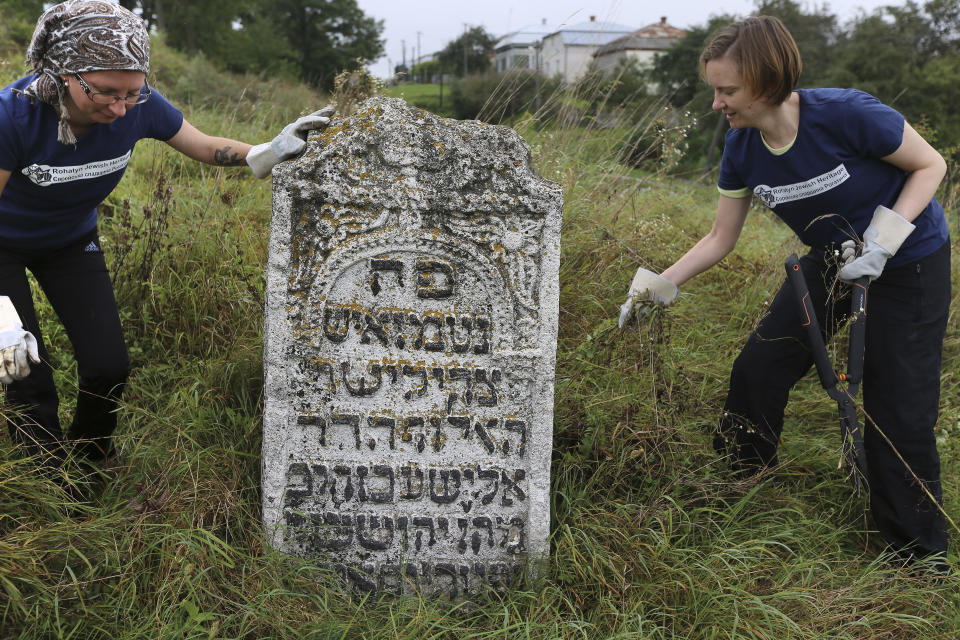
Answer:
[
  {"left": 539, "top": 16, "right": 634, "bottom": 83},
  {"left": 494, "top": 20, "right": 556, "bottom": 73},
  {"left": 592, "top": 17, "right": 686, "bottom": 75}
]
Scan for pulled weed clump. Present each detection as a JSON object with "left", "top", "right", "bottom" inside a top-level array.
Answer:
[
  {"left": 107, "top": 176, "right": 173, "bottom": 315},
  {"left": 0, "top": 33, "right": 959, "bottom": 640},
  {"left": 332, "top": 62, "right": 381, "bottom": 117}
]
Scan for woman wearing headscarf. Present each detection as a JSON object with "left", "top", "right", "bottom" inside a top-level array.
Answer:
[{"left": 0, "top": 0, "right": 329, "bottom": 470}]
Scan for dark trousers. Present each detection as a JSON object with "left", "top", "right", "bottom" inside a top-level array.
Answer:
[
  {"left": 0, "top": 229, "right": 130, "bottom": 462},
  {"left": 715, "top": 242, "right": 951, "bottom": 559}
]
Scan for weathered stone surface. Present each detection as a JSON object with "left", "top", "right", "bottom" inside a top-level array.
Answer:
[{"left": 261, "top": 96, "right": 563, "bottom": 597}]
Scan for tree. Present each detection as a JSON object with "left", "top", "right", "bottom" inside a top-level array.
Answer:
[
  {"left": 157, "top": 0, "right": 239, "bottom": 54},
  {"left": 266, "top": 0, "right": 384, "bottom": 90},
  {"left": 410, "top": 59, "right": 441, "bottom": 84},
  {"left": 5, "top": 0, "right": 44, "bottom": 19},
  {"left": 822, "top": 1, "right": 960, "bottom": 147},
  {"left": 754, "top": 0, "right": 840, "bottom": 87},
  {"left": 437, "top": 26, "right": 495, "bottom": 78},
  {"left": 0, "top": 0, "right": 45, "bottom": 51},
  {"left": 597, "top": 58, "right": 653, "bottom": 107},
  {"left": 213, "top": 10, "right": 299, "bottom": 78},
  {"left": 118, "top": 0, "right": 383, "bottom": 90},
  {"left": 923, "top": 0, "right": 960, "bottom": 56},
  {"left": 117, "top": 0, "right": 237, "bottom": 42},
  {"left": 650, "top": 15, "right": 737, "bottom": 108}
]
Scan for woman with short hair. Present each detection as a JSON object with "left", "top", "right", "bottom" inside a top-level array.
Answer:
[{"left": 621, "top": 15, "right": 950, "bottom": 571}]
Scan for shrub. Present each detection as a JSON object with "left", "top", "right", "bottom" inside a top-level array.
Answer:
[
  {"left": 409, "top": 59, "right": 441, "bottom": 84},
  {"left": 0, "top": 2, "right": 42, "bottom": 70},
  {"left": 450, "top": 71, "right": 559, "bottom": 124},
  {"left": 148, "top": 34, "right": 327, "bottom": 130},
  {"left": 577, "top": 58, "right": 654, "bottom": 112},
  {"left": 619, "top": 106, "right": 696, "bottom": 172}
]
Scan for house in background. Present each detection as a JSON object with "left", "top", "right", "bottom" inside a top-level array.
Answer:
[
  {"left": 494, "top": 20, "right": 556, "bottom": 72},
  {"left": 539, "top": 16, "right": 634, "bottom": 83},
  {"left": 592, "top": 17, "right": 686, "bottom": 75}
]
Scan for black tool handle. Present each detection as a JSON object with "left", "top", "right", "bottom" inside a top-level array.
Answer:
[
  {"left": 785, "top": 254, "right": 836, "bottom": 389},
  {"left": 846, "top": 277, "right": 869, "bottom": 386}
]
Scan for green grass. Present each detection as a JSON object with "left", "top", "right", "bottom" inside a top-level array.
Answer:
[
  {"left": 382, "top": 83, "right": 455, "bottom": 118},
  {"left": 2, "top": 37, "right": 960, "bottom": 639}
]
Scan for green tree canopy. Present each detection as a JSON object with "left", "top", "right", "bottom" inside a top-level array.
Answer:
[
  {"left": 754, "top": 0, "right": 840, "bottom": 87},
  {"left": 0, "top": 0, "right": 46, "bottom": 52},
  {"left": 437, "top": 26, "right": 495, "bottom": 77},
  {"left": 264, "top": 0, "right": 384, "bottom": 90},
  {"left": 822, "top": 0, "right": 960, "bottom": 146},
  {"left": 5, "top": 0, "right": 45, "bottom": 20},
  {"left": 119, "top": 0, "right": 384, "bottom": 91}
]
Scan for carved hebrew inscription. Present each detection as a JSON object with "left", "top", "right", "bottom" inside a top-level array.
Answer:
[{"left": 262, "top": 97, "right": 562, "bottom": 598}]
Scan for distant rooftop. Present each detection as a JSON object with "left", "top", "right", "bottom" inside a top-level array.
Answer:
[
  {"left": 495, "top": 20, "right": 558, "bottom": 49},
  {"left": 594, "top": 17, "right": 686, "bottom": 56},
  {"left": 544, "top": 16, "right": 635, "bottom": 46}
]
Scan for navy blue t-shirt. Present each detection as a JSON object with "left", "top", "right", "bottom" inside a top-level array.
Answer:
[
  {"left": 0, "top": 75, "right": 184, "bottom": 249},
  {"left": 718, "top": 88, "right": 948, "bottom": 267}
]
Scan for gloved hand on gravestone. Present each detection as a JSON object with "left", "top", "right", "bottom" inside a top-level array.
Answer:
[
  {"left": 838, "top": 205, "right": 915, "bottom": 284},
  {"left": 618, "top": 267, "right": 679, "bottom": 330},
  {"left": 246, "top": 106, "right": 335, "bottom": 179},
  {"left": 0, "top": 296, "right": 40, "bottom": 384}
]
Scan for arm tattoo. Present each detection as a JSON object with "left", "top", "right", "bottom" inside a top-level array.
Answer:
[{"left": 214, "top": 145, "right": 245, "bottom": 166}]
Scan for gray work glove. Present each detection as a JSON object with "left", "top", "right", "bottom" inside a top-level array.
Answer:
[
  {"left": 0, "top": 296, "right": 40, "bottom": 384},
  {"left": 246, "top": 106, "right": 335, "bottom": 179},
  {"left": 618, "top": 267, "right": 679, "bottom": 329},
  {"left": 838, "top": 205, "right": 915, "bottom": 283}
]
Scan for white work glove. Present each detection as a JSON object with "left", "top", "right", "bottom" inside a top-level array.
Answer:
[
  {"left": 246, "top": 106, "right": 335, "bottom": 179},
  {"left": 0, "top": 296, "right": 40, "bottom": 384},
  {"left": 838, "top": 205, "right": 915, "bottom": 283},
  {"left": 618, "top": 267, "right": 679, "bottom": 329}
]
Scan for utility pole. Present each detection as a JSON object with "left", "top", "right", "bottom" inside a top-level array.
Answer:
[
  {"left": 463, "top": 23, "right": 468, "bottom": 76},
  {"left": 416, "top": 31, "right": 422, "bottom": 82}
]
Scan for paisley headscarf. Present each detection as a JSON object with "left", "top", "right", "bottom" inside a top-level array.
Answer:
[{"left": 23, "top": 0, "right": 150, "bottom": 145}]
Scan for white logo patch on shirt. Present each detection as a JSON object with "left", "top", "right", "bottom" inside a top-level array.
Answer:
[
  {"left": 21, "top": 151, "right": 132, "bottom": 187},
  {"left": 753, "top": 164, "right": 850, "bottom": 209}
]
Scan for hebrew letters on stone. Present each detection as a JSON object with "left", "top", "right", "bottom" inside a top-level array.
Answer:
[{"left": 262, "top": 97, "right": 563, "bottom": 598}]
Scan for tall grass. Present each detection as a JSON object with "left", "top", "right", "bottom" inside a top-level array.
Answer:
[{"left": 1, "top": 37, "right": 959, "bottom": 639}]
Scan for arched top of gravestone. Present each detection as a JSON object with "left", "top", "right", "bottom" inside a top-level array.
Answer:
[
  {"left": 276, "top": 96, "right": 562, "bottom": 222},
  {"left": 274, "top": 97, "right": 563, "bottom": 342}
]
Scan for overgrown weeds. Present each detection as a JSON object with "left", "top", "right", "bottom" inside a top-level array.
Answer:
[
  {"left": 0, "top": 31, "right": 958, "bottom": 640},
  {"left": 108, "top": 176, "right": 173, "bottom": 315}
]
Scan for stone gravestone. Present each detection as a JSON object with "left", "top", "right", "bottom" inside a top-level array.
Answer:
[{"left": 261, "top": 97, "right": 563, "bottom": 597}]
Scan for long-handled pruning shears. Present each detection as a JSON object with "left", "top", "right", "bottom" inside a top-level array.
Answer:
[{"left": 785, "top": 254, "right": 870, "bottom": 497}]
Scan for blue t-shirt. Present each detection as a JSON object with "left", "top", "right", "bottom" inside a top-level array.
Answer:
[
  {"left": 717, "top": 88, "right": 948, "bottom": 267},
  {"left": 0, "top": 74, "right": 184, "bottom": 249}
]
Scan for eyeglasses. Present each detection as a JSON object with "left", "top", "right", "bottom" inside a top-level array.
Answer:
[{"left": 73, "top": 73, "right": 151, "bottom": 105}]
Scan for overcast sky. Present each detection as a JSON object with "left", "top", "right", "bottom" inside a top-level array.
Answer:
[{"left": 356, "top": 0, "right": 909, "bottom": 78}]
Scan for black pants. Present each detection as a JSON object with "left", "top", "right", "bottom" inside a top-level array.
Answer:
[
  {"left": 715, "top": 241, "right": 951, "bottom": 559},
  {"left": 0, "top": 229, "right": 130, "bottom": 462}
]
